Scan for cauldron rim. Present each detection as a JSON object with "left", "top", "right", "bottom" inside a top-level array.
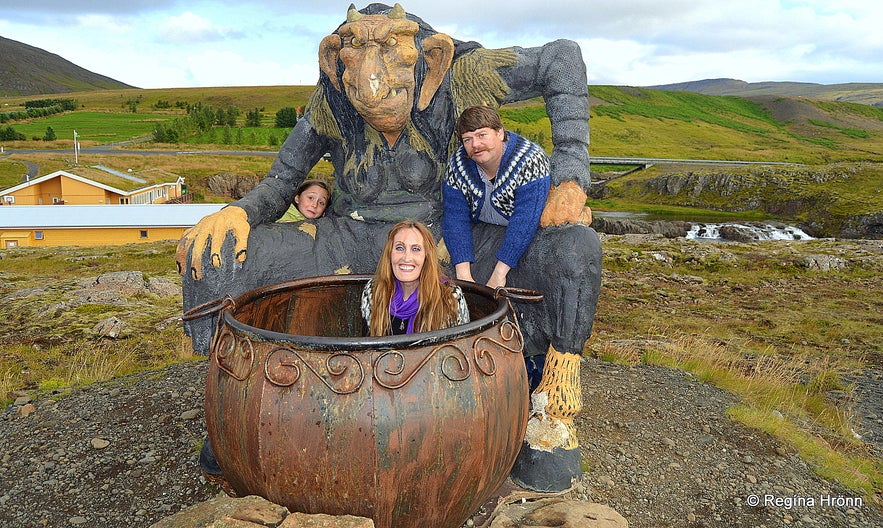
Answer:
[{"left": 217, "top": 274, "right": 512, "bottom": 351}]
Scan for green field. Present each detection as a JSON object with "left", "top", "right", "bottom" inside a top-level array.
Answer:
[{"left": 8, "top": 111, "right": 174, "bottom": 143}]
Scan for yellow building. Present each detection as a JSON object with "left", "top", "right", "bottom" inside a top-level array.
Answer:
[
  {"left": 0, "top": 169, "right": 186, "bottom": 206},
  {"left": 0, "top": 204, "right": 225, "bottom": 248}
]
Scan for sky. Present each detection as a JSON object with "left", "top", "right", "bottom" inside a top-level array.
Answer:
[{"left": 1, "top": 1, "right": 881, "bottom": 89}]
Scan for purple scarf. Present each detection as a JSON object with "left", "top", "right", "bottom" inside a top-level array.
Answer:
[{"left": 389, "top": 280, "right": 420, "bottom": 334}]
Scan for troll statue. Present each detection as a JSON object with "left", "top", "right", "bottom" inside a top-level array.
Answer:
[{"left": 177, "top": 3, "right": 601, "bottom": 492}]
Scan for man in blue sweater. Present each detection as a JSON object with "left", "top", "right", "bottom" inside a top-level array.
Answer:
[
  {"left": 443, "top": 105, "right": 602, "bottom": 491},
  {"left": 443, "top": 105, "right": 551, "bottom": 290}
]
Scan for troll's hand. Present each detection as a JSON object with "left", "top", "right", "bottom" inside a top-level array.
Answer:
[
  {"left": 176, "top": 206, "right": 250, "bottom": 280},
  {"left": 539, "top": 181, "right": 593, "bottom": 227}
]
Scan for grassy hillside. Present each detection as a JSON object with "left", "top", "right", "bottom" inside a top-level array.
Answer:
[
  {"left": 0, "top": 85, "right": 316, "bottom": 118},
  {"left": 650, "top": 78, "right": 883, "bottom": 107},
  {"left": 0, "top": 36, "right": 135, "bottom": 96},
  {"left": 587, "top": 86, "right": 883, "bottom": 164}
]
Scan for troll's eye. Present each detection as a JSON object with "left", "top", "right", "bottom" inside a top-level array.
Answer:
[
  {"left": 350, "top": 37, "right": 364, "bottom": 48},
  {"left": 385, "top": 37, "right": 398, "bottom": 47}
]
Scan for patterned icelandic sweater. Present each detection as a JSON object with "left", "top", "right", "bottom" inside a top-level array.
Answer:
[
  {"left": 360, "top": 278, "right": 471, "bottom": 334},
  {"left": 442, "top": 132, "right": 550, "bottom": 268}
]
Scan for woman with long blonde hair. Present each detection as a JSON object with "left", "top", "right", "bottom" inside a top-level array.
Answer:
[{"left": 361, "top": 221, "right": 470, "bottom": 336}]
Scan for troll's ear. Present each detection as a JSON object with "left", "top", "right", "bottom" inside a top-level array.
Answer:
[
  {"left": 318, "top": 35, "right": 343, "bottom": 92},
  {"left": 418, "top": 33, "right": 454, "bottom": 111}
]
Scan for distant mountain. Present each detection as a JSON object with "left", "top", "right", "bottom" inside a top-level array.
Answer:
[
  {"left": 647, "top": 78, "right": 883, "bottom": 107},
  {"left": 0, "top": 36, "right": 136, "bottom": 96}
]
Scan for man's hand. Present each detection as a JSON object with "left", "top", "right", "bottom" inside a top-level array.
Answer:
[
  {"left": 175, "top": 206, "right": 250, "bottom": 280},
  {"left": 539, "top": 181, "right": 592, "bottom": 227},
  {"left": 486, "top": 261, "right": 510, "bottom": 289},
  {"left": 454, "top": 261, "right": 475, "bottom": 283}
]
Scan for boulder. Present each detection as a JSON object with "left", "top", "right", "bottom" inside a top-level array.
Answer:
[{"left": 489, "top": 498, "right": 628, "bottom": 528}]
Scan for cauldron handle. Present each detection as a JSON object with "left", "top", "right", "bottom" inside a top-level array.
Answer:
[
  {"left": 182, "top": 295, "right": 236, "bottom": 321},
  {"left": 494, "top": 287, "right": 543, "bottom": 303},
  {"left": 493, "top": 287, "right": 542, "bottom": 333}
]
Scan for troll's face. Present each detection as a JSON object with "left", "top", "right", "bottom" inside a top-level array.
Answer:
[{"left": 319, "top": 4, "right": 453, "bottom": 136}]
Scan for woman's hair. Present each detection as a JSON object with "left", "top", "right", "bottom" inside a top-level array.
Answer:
[
  {"left": 368, "top": 220, "right": 460, "bottom": 336},
  {"left": 294, "top": 179, "right": 331, "bottom": 201}
]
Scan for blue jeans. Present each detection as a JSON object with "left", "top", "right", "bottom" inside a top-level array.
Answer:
[{"left": 525, "top": 354, "right": 546, "bottom": 394}]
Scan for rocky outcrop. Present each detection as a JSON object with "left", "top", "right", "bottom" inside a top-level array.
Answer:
[
  {"left": 591, "top": 217, "right": 690, "bottom": 238},
  {"left": 838, "top": 212, "right": 883, "bottom": 239},
  {"left": 626, "top": 165, "right": 883, "bottom": 239},
  {"left": 206, "top": 173, "right": 260, "bottom": 199}
]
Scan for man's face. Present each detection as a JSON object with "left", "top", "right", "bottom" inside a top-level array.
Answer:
[{"left": 461, "top": 127, "right": 505, "bottom": 174}]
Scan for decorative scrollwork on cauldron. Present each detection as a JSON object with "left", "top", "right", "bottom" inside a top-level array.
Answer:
[
  {"left": 214, "top": 329, "right": 254, "bottom": 381},
  {"left": 473, "top": 320, "right": 524, "bottom": 375},
  {"left": 373, "top": 342, "right": 475, "bottom": 389},
  {"left": 264, "top": 346, "right": 365, "bottom": 394}
]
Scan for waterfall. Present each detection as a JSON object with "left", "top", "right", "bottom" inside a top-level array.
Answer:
[{"left": 687, "top": 223, "right": 813, "bottom": 242}]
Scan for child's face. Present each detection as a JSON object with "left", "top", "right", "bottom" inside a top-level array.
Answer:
[{"left": 295, "top": 185, "right": 329, "bottom": 219}]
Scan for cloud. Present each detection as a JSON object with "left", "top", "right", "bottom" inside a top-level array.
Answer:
[
  {"left": 156, "top": 12, "right": 243, "bottom": 44},
  {"left": 176, "top": 49, "right": 317, "bottom": 87},
  {"left": 1, "top": 0, "right": 174, "bottom": 21},
  {"left": 1, "top": 0, "right": 881, "bottom": 87}
]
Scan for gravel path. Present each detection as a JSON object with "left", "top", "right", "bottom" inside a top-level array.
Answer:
[{"left": 1, "top": 358, "right": 880, "bottom": 527}]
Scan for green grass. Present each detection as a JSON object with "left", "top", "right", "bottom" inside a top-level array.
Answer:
[
  {"left": 9, "top": 111, "right": 175, "bottom": 143},
  {"left": 808, "top": 119, "right": 870, "bottom": 139},
  {"left": 0, "top": 158, "right": 28, "bottom": 187},
  {"left": 591, "top": 86, "right": 779, "bottom": 133}
]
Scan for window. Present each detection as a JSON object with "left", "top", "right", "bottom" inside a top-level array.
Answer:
[
  {"left": 34, "top": 231, "right": 44, "bottom": 240},
  {"left": 52, "top": 197, "right": 60, "bottom": 204},
  {"left": 2, "top": 196, "right": 13, "bottom": 204},
  {"left": 140, "top": 230, "right": 149, "bottom": 238}
]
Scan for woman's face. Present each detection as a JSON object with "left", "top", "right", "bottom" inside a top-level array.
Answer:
[
  {"left": 294, "top": 185, "right": 329, "bottom": 219},
  {"left": 390, "top": 227, "right": 426, "bottom": 291}
]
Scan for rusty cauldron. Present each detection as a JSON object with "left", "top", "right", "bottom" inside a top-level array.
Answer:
[{"left": 197, "top": 275, "right": 533, "bottom": 528}]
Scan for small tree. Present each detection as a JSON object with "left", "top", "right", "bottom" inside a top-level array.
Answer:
[
  {"left": 245, "top": 108, "right": 262, "bottom": 128},
  {"left": 43, "top": 126, "right": 57, "bottom": 141},
  {"left": 275, "top": 107, "right": 298, "bottom": 128},
  {"left": 0, "top": 126, "right": 25, "bottom": 141},
  {"left": 225, "top": 107, "right": 240, "bottom": 127}
]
